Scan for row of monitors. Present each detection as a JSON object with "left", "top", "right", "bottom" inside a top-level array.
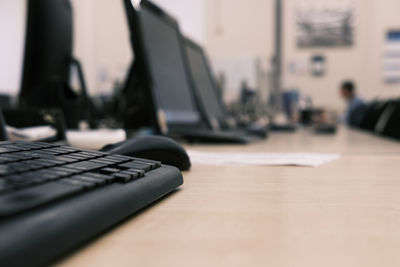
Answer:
[
  {"left": 122, "top": 0, "right": 232, "bottom": 135},
  {"left": 19, "top": 0, "right": 236, "bottom": 137},
  {"left": 349, "top": 99, "right": 400, "bottom": 140}
]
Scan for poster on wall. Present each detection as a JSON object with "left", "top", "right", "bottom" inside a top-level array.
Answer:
[
  {"left": 296, "top": 2, "right": 354, "bottom": 48},
  {"left": 383, "top": 30, "right": 400, "bottom": 84},
  {"left": 310, "top": 55, "right": 326, "bottom": 76}
]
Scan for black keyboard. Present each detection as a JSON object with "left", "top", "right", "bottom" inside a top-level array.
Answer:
[{"left": 0, "top": 141, "right": 183, "bottom": 266}]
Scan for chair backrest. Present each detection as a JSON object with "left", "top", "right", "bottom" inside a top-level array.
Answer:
[
  {"left": 358, "top": 101, "right": 389, "bottom": 131},
  {"left": 381, "top": 99, "right": 400, "bottom": 140}
]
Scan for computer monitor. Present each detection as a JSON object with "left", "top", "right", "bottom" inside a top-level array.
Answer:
[
  {"left": 184, "top": 38, "right": 229, "bottom": 129},
  {"left": 123, "top": 0, "right": 201, "bottom": 133},
  {"left": 19, "top": 0, "right": 84, "bottom": 128}
]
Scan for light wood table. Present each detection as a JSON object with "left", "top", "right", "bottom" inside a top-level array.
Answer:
[{"left": 58, "top": 128, "right": 400, "bottom": 267}]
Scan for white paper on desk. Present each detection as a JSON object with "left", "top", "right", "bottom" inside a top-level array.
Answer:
[
  {"left": 187, "top": 150, "right": 340, "bottom": 167},
  {"left": 66, "top": 129, "right": 126, "bottom": 150},
  {"left": 6, "top": 126, "right": 57, "bottom": 141}
]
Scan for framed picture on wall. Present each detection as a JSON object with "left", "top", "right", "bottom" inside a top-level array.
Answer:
[
  {"left": 383, "top": 30, "right": 400, "bottom": 84},
  {"left": 296, "top": 2, "right": 354, "bottom": 48}
]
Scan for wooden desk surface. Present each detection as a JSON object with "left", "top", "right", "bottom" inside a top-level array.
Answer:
[{"left": 58, "top": 128, "right": 400, "bottom": 267}]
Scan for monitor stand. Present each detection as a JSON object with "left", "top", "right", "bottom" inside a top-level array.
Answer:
[{"left": 119, "top": 61, "right": 159, "bottom": 132}]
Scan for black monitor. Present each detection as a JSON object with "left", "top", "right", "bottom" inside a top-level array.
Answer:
[
  {"left": 184, "top": 38, "right": 228, "bottom": 128},
  {"left": 19, "top": 0, "right": 85, "bottom": 129},
  {"left": 122, "top": 0, "right": 201, "bottom": 133}
]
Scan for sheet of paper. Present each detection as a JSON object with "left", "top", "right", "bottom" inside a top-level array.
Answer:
[
  {"left": 6, "top": 126, "right": 57, "bottom": 141},
  {"left": 66, "top": 129, "right": 126, "bottom": 150},
  {"left": 187, "top": 150, "right": 340, "bottom": 167}
]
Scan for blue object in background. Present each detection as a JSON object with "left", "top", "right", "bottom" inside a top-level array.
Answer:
[{"left": 282, "top": 90, "right": 300, "bottom": 120}]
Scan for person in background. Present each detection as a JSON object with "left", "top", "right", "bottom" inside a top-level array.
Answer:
[{"left": 340, "top": 80, "right": 364, "bottom": 124}]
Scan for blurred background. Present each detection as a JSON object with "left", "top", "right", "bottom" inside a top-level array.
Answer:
[{"left": 1, "top": 0, "right": 400, "bottom": 115}]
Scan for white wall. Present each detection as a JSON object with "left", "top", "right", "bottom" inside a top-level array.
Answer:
[
  {"left": 154, "top": 0, "right": 206, "bottom": 44},
  {"left": 72, "top": 0, "right": 132, "bottom": 95},
  {"left": 0, "top": 0, "right": 26, "bottom": 96},
  {"left": 204, "top": 0, "right": 274, "bottom": 102},
  {"left": 205, "top": 0, "right": 274, "bottom": 59}
]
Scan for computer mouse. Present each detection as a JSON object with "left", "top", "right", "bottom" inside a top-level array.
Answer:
[
  {"left": 245, "top": 123, "right": 269, "bottom": 138},
  {"left": 314, "top": 124, "right": 337, "bottom": 134},
  {"left": 101, "top": 135, "right": 191, "bottom": 171},
  {"left": 269, "top": 123, "right": 297, "bottom": 132}
]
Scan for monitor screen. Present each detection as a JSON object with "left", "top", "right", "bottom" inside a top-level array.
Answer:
[
  {"left": 139, "top": 5, "right": 200, "bottom": 124},
  {"left": 20, "top": 0, "right": 73, "bottom": 102},
  {"left": 185, "top": 41, "right": 225, "bottom": 122}
]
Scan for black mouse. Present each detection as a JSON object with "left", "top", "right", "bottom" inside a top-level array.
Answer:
[
  {"left": 314, "top": 124, "right": 337, "bottom": 134},
  {"left": 245, "top": 123, "right": 269, "bottom": 138},
  {"left": 101, "top": 135, "right": 191, "bottom": 171}
]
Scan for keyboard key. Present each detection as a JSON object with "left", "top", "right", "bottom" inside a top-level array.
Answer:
[
  {"left": 88, "top": 159, "right": 115, "bottom": 166},
  {"left": 55, "top": 147, "right": 78, "bottom": 153},
  {"left": 119, "top": 162, "right": 152, "bottom": 172},
  {"left": 10, "top": 152, "right": 35, "bottom": 161},
  {"left": 17, "top": 173, "right": 48, "bottom": 184},
  {"left": 45, "top": 148, "right": 74, "bottom": 155},
  {"left": 76, "top": 152, "right": 102, "bottom": 158},
  {"left": 123, "top": 169, "right": 145, "bottom": 177},
  {"left": 32, "top": 159, "right": 59, "bottom": 168},
  {"left": 0, "top": 165, "right": 14, "bottom": 176},
  {"left": 1, "top": 155, "right": 22, "bottom": 162},
  {"left": 38, "top": 149, "right": 61, "bottom": 155},
  {"left": 6, "top": 175, "right": 37, "bottom": 187},
  {"left": 33, "top": 157, "right": 63, "bottom": 166},
  {"left": 55, "top": 156, "right": 79, "bottom": 163},
  {"left": 70, "top": 152, "right": 94, "bottom": 159},
  {"left": 72, "top": 175, "right": 107, "bottom": 186},
  {"left": 1, "top": 145, "right": 30, "bottom": 151},
  {"left": 57, "top": 179, "right": 85, "bottom": 188},
  {"left": 67, "top": 162, "right": 107, "bottom": 171},
  {"left": 27, "top": 142, "right": 55, "bottom": 148},
  {"left": 53, "top": 167, "right": 82, "bottom": 176},
  {"left": 120, "top": 171, "right": 141, "bottom": 180},
  {"left": 110, "top": 155, "right": 133, "bottom": 161},
  {"left": 0, "top": 182, "right": 83, "bottom": 217},
  {"left": 134, "top": 159, "right": 161, "bottom": 169},
  {"left": 58, "top": 177, "right": 97, "bottom": 189},
  {"left": 0, "top": 147, "right": 18, "bottom": 153},
  {"left": 47, "top": 169, "right": 72, "bottom": 178},
  {"left": 102, "top": 156, "right": 131, "bottom": 164},
  {"left": 33, "top": 170, "right": 64, "bottom": 181},
  {"left": 0, "top": 156, "right": 12, "bottom": 163},
  {"left": 0, "top": 179, "right": 15, "bottom": 193},
  {"left": 60, "top": 154, "right": 85, "bottom": 160},
  {"left": 22, "top": 160, "right": 48, "bottom": 170},
  {"left": 84, "top": 172, "right": 114, "bottom": 183},
  {"left": 8, "top": 162, "right": 31, "bottom": 171},
  {"left": 100, "top": 168, "right": 121, "bottom": 175},
  {"left": 113, "top": 173, "right": 134, "bottom": 183}
]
